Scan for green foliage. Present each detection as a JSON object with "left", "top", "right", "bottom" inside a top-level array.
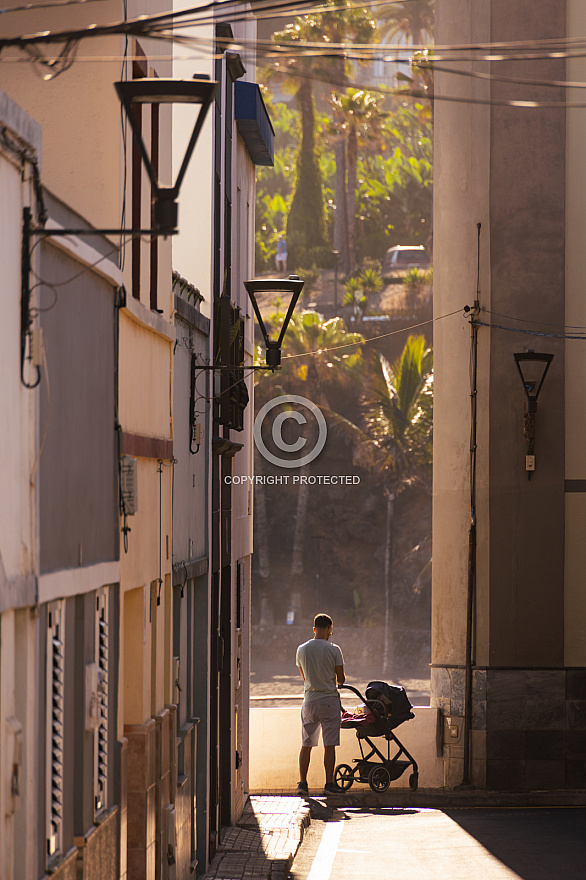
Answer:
[
  {"left": 256, "top": 309, "right": 365, "bottom": 398},
  {"left": 403, "top": 267, "right": 428, "bottom": 292},
  {"left": 255, "top": 7, "right": 434, "bottom": 273},
  {"left": 342, "top": 268, "right": 383, "bottom": 317},
  {"left": 295, "top": 265, "right": 321, "bottom": 298},
  {"left": 357, "top": 267, "right": 384, "bottom": 295},
  {"left": 343, "top": 276, "right": 365, "bottom": 313},
  {"left": 287, "top": 126, "right": 327, "bottom": 268},
  {"left": 363, "top": 335, "right": 433, "bottom": 481}
]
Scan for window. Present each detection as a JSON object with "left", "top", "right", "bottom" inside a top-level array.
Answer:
[
  {"left": 94, "top": 589, "right": 109, "bottom": 815},
  {"left": 46, "top": 601, "right": 65, "bottom": 860}
]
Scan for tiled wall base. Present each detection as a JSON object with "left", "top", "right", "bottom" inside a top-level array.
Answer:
[
  {"left": 431, "top": 667, "right": 586, "bottom": 790},
  {"left": 125, "top": 708, "right": 184, "bottom": 880},
  {"left": 43, "top": 847, "right": 78, "bottom": 880},
  {"left": 75, "top": 806, "right": 119, "bottom": 880},
  {"left": 125, "top": 720, "right": 157, "bottom": 880}
]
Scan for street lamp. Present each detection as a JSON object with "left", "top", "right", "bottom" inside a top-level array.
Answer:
[
  {"left": 21, "top": 76, "right": 217, "bottom": 388},
  {"left": 115, "top": 77, "right": 217, "bottom": 233},
  {"left": 244, "top": 275, "right": 305, "bottom": 368},
  {"left": 332, "top": 250, "right": 340, "bottom": 312},
  {"left": 513, "top": 350, "right": 554, "bottom": 478}
]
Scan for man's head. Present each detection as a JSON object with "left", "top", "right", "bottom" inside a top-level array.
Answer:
[{"left": 313, "top": 613, "right": 333, "bottom": 639}]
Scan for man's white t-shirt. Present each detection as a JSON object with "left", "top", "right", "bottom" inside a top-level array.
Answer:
[{"left": 296, "top": 638, "right": 344, "bottom": 703}]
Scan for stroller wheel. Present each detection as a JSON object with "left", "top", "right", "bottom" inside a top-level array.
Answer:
[
  {"left": 409, "top": 772, "right": 419, "bottom": 791},
  {"left": 334, "top": 764, "right": 354, "bottom": 791},
  {"left": 368, "top": 765, "right": 391, "bottom": 793}
]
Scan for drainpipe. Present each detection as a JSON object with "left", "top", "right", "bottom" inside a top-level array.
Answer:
[{"left": 460, "top": 223, "right": 481, "bottom": 788}]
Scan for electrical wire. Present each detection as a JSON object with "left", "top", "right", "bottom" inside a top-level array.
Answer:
[
  {"left": 471, "top": 317, "right": 586, "bottom": 341},
  {"left": 30, "top": 236, "right": 121, "bottom": 289},
  {"left": 0, "top": 0, "right": 109, "bottom": 12},
  {"left": 5, "top": 0, "right": 586, "bottom": 57},
  {"left": 480, "top": 307, "right": 586, "bottom": 332},
  {"left": 281, "top": 307, "right": 467, "bottom": 360}
]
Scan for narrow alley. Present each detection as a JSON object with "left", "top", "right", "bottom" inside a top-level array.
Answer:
[{"left": 290, "top": 806, "right": 586, "bottom": 880}]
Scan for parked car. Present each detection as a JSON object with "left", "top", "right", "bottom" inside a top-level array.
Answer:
[{"left": 383, "top": 245, "right": 430, "bottom": 274}]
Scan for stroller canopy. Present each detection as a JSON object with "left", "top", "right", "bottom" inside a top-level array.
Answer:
[{"left": 365, "top": 681, "right": 414, "bottom": 719}]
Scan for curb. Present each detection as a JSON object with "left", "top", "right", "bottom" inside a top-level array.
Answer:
[
  {"left": 251, "top": 787, "right": 586, "bottom": 809},
  {"left": 202, "top": 796, "right": 311, "bottom": 880}
]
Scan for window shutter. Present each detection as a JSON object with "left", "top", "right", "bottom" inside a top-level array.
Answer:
[
  {"left": 95, "top": 590, "right": 109, "bottom": 814},
  {"left": 46, "top": 602, "right": 65, "bottom": 859}
]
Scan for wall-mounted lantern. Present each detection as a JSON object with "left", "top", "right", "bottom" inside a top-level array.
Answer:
[
  {"left": 244, "top": 275, "right": 305, "bottom": 369},
  {"left": 513, "top": 350, "right": 554, "bottom": 478},
  {"left": 21, "top": 76, "right": 217, "bottom": 388},
  {"left": 115, "top": 77, "right": 217, "bottom": 234}
]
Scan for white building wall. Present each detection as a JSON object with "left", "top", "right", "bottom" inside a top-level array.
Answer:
[{"left": 0, "top": 88, "right": 41, "bottom": 880}]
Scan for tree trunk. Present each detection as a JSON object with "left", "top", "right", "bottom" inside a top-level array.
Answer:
[
  {"left": 334, "top": 137, "right": 347, "bottom": 259},
  {"left": 287, "top": 81, "right": 326, "bottom": 265},
  {"left": 383, "top": 489, "right": 395, "bottom": 676},
  {"left": 291, "top": 466, "right": 310, "bottom": 580},
  {"left": 297, "top": 80, "right": 316, "bottom": 151},
  {"left": 255, "top": 460, "right": 272, "bottom": 625},
  {"left": 346, "top": 124, "right": 358, "bottom": 273}
]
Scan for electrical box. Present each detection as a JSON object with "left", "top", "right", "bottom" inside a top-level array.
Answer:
[
  {"left": 443, "top": 715, "right": 464, "bottom": 745},
  {"left": 526, "top": 455, "right": 536, "bottom": 471},
  {"left": 120, "top": 455, "right": 138, "bottom": 515}
]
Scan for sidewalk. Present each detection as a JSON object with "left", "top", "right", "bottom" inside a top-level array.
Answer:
[
  {"left": 249, "top": 786, "right": 586, "bottom": 808},
  {"left": 202, "top": 796, "right": 312, "bottom": 880},
  {"left": 202, "top": 789, "right": 586, "bottom": 879}
]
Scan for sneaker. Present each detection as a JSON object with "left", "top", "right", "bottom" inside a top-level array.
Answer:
[
  {"left": 297, "top": 781, "right": 309, "bottom": 795},
  {"left": 323, "top": 782, "right": 343, "bottom": 795}
]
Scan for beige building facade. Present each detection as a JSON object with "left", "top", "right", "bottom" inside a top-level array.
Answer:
[
  {"left": 0, "top": 1, "right": 264, "bottom": 878},
  {"left": 433, "top": 0, "right": 586, "bottom": 789}
]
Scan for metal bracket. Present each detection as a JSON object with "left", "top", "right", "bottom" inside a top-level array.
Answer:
[{"left": 20, "top": 210, "right": 178, "bottom": 389}]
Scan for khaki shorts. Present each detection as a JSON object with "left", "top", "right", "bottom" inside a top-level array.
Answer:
[{"left": 301, "top": 695, "right": 341, "bottom": 747}]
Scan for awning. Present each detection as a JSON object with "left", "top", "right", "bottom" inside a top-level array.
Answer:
[{"left": 235, "top": 81, "right": 275, "bottom": 167}]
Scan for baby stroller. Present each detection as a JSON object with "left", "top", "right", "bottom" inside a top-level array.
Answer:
[{"left": 334, "top": 681, "right": 419, "bottom": 792}]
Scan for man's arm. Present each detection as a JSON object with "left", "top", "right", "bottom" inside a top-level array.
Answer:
[
  {"left": 335, "top": 665, "right": 345, "bottom": 686},
  {"left": 298, "top": 666, "right": 305, "bottom": 681}
]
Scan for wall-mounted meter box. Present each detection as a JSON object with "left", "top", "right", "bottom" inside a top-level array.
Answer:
[{"left": 120, "top": 455, "right": 138, "bottom": 515}]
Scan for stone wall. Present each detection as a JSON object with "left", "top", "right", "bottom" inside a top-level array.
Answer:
[{"left": 431, "top": 667, "right": 586, "bottom": 790}]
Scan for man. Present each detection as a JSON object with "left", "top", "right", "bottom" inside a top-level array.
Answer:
[
  {"left": 275, "top": 236, "right": 287, "bottom": 273},
  {"left": 296, "top": 613, "right": 345, "bottom": 795}
]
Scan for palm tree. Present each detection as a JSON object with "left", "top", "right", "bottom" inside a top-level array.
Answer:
[
  {"left": 262, "top": 17, "right": 329, "bottom": 266},
  {"left": 342, "top": 267, "right": 383, "bottom": 321},
  {"left": 315, "top": 1, "right": 379, "bottom": 267},
  {"left": 255, "top": 310, "right": 365, "bottom": 589},
  {"left": 330, "top": 89, "right": 387, "bottom": 270},
  {"left": 329, "top": 335, "right": 433, "bottom": 673},
  {"left": 364, "top": 336, "right": 432, "bottom": 672},
  {"left": 379, "top": 0, "right": 434, "bottom": 47},
  {"left": 379, "top": 0, "right": 435, "bottom": 96}
]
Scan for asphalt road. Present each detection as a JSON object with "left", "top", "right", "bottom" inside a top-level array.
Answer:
[{"left": 290, "top": 806, "right": 586, "bottom": 880}]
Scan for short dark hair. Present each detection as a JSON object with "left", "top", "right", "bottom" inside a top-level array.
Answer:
[{"left": 314, "top": 613, "right": 333, "bottom": 630}]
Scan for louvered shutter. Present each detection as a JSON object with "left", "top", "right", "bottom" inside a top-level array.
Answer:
[
  {"left": 46, "top": 602, "right": 65, "bottom": 859},
  {"left": 95, "top": 590, "right": 109, "bottom": 814}
]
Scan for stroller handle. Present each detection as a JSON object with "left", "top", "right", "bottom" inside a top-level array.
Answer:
[
  {"left": 338, "top": 683, "right": 365, "bottom": 701},
  {"left": 338, "top": 683, "right": 386, "bottom": 722}
]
